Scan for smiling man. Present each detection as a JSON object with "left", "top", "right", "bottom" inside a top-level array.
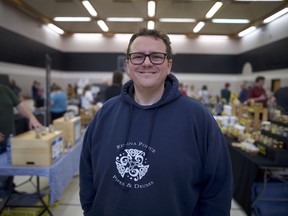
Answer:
[{"left": 79, "top": 28, "right": 233, "bottom": 216}]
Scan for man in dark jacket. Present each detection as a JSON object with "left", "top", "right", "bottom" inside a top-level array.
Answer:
[
  {"left": 104, "top": 71, "right": 123, "bottom": 101},
  {"left": 79, "top": 28, "right": 233, "bottom": 216}
]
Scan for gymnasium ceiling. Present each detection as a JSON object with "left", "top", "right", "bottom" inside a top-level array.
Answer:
[{"left": 3, "top": 0, "right": 288, "bottom": 38}]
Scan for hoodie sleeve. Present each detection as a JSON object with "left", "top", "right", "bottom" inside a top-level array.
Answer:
[
  {"left": 79, "top": 122, "right": 97, "bottom": 215},
  {"left": 195, "top": 114, "right": 233, "bottom": 216}
]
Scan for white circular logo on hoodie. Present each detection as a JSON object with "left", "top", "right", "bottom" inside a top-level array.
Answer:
[{"left": 115, "top": 149, "right": 150, "bottom": 181}]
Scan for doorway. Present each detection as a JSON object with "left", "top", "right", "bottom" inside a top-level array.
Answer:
[{"left": 271, "top": 79, "right": 280, "bottom": 93}]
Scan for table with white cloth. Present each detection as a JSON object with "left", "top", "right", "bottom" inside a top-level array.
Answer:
[{"left": 0, "top": 141, "right": 82, "bottom": 215}]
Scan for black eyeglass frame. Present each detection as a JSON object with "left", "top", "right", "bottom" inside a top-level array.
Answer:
[{"left": 128, "top": 52, "right": 168, "bottom": 65}]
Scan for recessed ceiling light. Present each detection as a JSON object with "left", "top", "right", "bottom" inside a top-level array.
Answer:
[
  {"left": 47, "top": 23, "right": 64, "bottom": 35},
  {"left": 238, "top": 26, "right": 256, "bottom": 37},
  {"left": 148, "top": 1, "right": 156, "bottom": 17},
  {"left": 206, "top": 2, "right": 223, "bottom": 19},
  {"left": 159, "top": 18, "right": 196, "bottom": 23},
  {"left": 147, "top": 20, "right": 155, "bottom": 29},
  {"left": 193, "top": 22, "right": 205, "bottom": 33},
  {"left": 263, "top": 7, "right": 288, "bottom": 23},
  {"left": 212, "top": 19, "right": 250, "bottom": 24},
  {"left": 54, "top": 17, "right": 91, "bottom": 22},
  {"left": 97, "top": 20, "right": 109, "bottom": 32},
  {"left": 106, "top": 17, "right": 143, "bottom": 22},
  {"left": 82, "top": 0, "right": 97, "bottom": 17}
]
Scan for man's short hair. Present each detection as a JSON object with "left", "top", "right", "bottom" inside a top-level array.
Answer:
[
  {"left": 255, "top": 76, "right": 265, "bottom": 83},
  {"left": 126, "top": 28, "right": 172, "bottom": 60}
]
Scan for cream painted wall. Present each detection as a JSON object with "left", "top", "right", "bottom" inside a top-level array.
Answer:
[{"left": 1, "top": 61, "right": 287, "bottom": 100}]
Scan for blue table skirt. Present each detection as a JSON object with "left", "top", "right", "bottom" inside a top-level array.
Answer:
[{"left": 0, "top": 141, "right": 82, "bottom": 205}]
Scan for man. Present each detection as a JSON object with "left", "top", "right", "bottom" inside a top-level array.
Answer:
[
  {"left": 80, "top": 28, "right": 233, "bottom": 216},
  {"left": 248, "top": 76, "right": 267, "bottom": 107},
  {"left": 221, "top": 82, "right": 231, "bottom": 104},
  {"left": 238, "top": 82, "right": 248, "bottom": 103},
  {"left": 0, "top": 83, "right": 42, "bottom": 198},
  {"left": 272, "top": 85, "right": 288, "bottom": 114},
  {"left": 104, "top": 71, "right": 124, "bottom": 101},
  {"left": 50, "top": 84, "right": 67, "bottom": 121}
]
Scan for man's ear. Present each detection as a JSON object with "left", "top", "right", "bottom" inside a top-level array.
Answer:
[
  {"left": 167, "top": 59, "right": 173, "bottom": 75},
  {"left": 125, "top": 59, "right": 130, "bottom": 77}
]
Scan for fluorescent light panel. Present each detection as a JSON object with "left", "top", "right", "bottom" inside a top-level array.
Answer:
[
  {"left": 193, "top": 22, "right": 205, "bottom": 33},
  {"left": 206, "top": 2, "right": 223, "bottom": 19},
  {"left": 263, "top": 7, "right": 288, "bottom": 23},
  {"left": 82, "top": 0, "right": 97, "bottom": 17},
  {"left": 97, "top": 20, "right": 109, "bottom": 32},
  {"left": 199, "top": 35, "right": 230, "bottom": 40},
  {"left": 148, "top": 1, "right": 156, "bottom": 17},
  {"left": 235, "top": 0, "right": 283, "bottom": 2},
  {"left": 47, "top": 23, "right": 64, "bottom": 35},
  {"left": 54, "top": 17, "right": 91, "bottom": 22},
  {"left": 159, "top": 18, "right": 196, "bottom": 23},
  {"left": 212, "top": 19, "right": 250, "bottom": 24},
  {"left": 147, "top": 20, "right": 155, "bottom": 29},
  {"left": 238, "top": 26, "right": 256, "bottom": 37},
  {"left": 106, "top": 17, "right": 143, "bottom": 22}
]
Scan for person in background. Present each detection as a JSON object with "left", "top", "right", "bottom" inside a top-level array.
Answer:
[
  {"left": 67, "top": 83, "right": 77, "bottom": 100},
  {"left": 9, "top": 79, "right": 21, "bottom": 97},
  {"left": 31, "top": 80, "right": 39, "bottom": 104},
  {"left": 81, "top": 85, "right": 94, "bottom": 110},
  {"left": 188, "top": 84, "right": 198, "bottom": 99},
  {"left": 271, "top": 84, "right": 288, "bottom": 114},
  {"left": 198, "top": 85, "right": 210, "bottom": 105},
  {"left": 238, "top": 82, "right": 248, "bottom": 103},
  {"left": 104, "top": 71, "right": 124, "bottom": 101},
  {"left": 179, "top": 82, "right": 187, "bottom": 96},
  {"left": 248, "top": 76, "right": 267, "bottom": 107},
  {"left": 79, "top": 28, "right": 232, "bottom": 216},
  {"left": 50, "top": 84, "right": 67, "bottom": 121},
  {"left": 214, "top": 95, "right": 224, "bottom": 116},
  {"left": 31, "top": 80, "right": 44, "bottom": 108},
  {"left": 221, "top": 82, "right": 231, "bottom": 104},
  {"left": 0, "top": 83, "right": 42, "bottom": 198}
]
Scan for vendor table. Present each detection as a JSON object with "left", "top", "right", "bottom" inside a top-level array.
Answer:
[
  {"left": 227, "top": 137, "right": 288, "bottom": 216},
  {"left": 0, "top": 141, "right": 82, "bottom": 215}
]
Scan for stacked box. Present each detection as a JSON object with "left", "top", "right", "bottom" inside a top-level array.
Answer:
[
  {"left": 80, "top": 103, "right": 102, "bottom": 126},
  {"left": 11, "top": 130, "right": 63, "bottom": 166},
  {"left": 80, "top": 109, "right": 94, "bottom": 125},
  {"left": 53, "top": 116, "right": 81, "bottom": 147}
]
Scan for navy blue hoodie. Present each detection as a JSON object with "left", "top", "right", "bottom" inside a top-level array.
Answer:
[{"left": 80, "top": 74, "right": 233, "bottom": 216}]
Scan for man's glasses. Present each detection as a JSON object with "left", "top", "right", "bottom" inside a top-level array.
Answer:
[{"left": 128, "top": 52, "right": 167, "bottom": 65}]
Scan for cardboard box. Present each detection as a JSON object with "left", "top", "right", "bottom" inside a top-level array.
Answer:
[
  {"left": 1, "top": 193, "right": 49, "bottom": 216},
  {"left": 53, "top": 116, "right": 81, "bottom": 147},
  {"left": 11, "top": 130, "right": 63, "bottom": 166},
  {"left": 80, "top": 109, "right": 94, "bottom": 126},
  {"left": 80, "top": 103, "right": 102, "bottom": 126}
]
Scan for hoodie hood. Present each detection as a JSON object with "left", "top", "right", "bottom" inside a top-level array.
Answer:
[
  {"left": 118, "top": 73, "right": 182, "bottom": 168},
  {"left": 121, "top": 73, "right": 182, "bottom": 109}
]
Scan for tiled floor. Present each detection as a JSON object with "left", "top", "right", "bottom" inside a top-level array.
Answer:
[{"left": 12, "top": 176, "right": 247, "bottom": 216}]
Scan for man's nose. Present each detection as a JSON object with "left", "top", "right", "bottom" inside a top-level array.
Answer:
[{"left": 143, "top": 55, "right": 153, "bottom": 65}]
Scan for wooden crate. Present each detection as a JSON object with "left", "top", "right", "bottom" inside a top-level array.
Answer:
[
  {"left": 53, "top": 116, "right": 81, "bottom": 147},
  {"left": 11, "top": 130, "right": 63, "bottom": 166},
  {"left": 238, "top": 103, "right": 268, "bottom": 131}
]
